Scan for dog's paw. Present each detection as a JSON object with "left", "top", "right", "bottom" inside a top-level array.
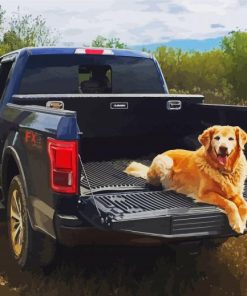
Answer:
[
  {"left": 230, "top": 220, "right": 246, "bottom": 234},
  {"left": 239, "top": 204, "right": 247, "bottom": 223}
]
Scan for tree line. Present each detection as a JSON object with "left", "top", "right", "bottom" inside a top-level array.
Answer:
[
  {"left": 0, "top": 6, "right": 246, "bottom": 104},
  {"left": 154, "top": 32, "right": 247, "bottom": 104}
]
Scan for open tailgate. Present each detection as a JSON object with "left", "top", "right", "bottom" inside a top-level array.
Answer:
[{"left": 77, "top": 187, "right": 247, "bottom": 239}]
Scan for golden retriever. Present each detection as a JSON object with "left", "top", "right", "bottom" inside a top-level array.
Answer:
[{"left": 124, "top": 126, "right": 247, "bottom": 233}]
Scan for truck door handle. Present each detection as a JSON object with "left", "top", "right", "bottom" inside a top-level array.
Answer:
[{"left": 166, "top": 100, "right": 182, "bottom": 110}]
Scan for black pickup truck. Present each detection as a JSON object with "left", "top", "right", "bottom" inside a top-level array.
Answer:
[{"left": 0, "top": 47, "right": 246, "bottom": 269}]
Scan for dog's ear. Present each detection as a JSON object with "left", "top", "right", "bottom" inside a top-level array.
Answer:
[
  {"left": 198, "top": 126, "right": 215, "bottom": 150},
  {"left": 235, "top": 126, "right": 247, "bottom": 149}
]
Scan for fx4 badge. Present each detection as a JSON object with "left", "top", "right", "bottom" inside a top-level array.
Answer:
[{"left": 24, "top": 130, "right": 42, "bottom": 150}]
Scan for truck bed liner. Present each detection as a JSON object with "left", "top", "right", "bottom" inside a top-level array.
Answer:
[
  {"left": 94, "top": 190, "right": 207, "bottom": 214},
  {"left": 80, "top": 158, "right": 152, "bottom": 191}
]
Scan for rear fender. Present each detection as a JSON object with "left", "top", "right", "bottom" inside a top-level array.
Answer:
[
  {"left": 1, "top": 132, "right": 34, "bottom": 228},
  {"left": 1, "top": 104, "right": 79, "bottom": 239}
]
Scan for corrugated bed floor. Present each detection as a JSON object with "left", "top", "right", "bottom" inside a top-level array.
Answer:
[
  {"left": 80, "top": 159, "right": 152, "bottom": 189},
  {"left": 80, "top": 159, "right": 247, "bottom": 215}
]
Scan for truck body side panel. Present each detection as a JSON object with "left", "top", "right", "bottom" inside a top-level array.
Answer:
[{"left": 0, "top": 103, "right": 78, "bottom": 238}]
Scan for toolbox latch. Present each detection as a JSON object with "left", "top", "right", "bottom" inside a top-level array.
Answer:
[{"left": 166, "top": 100, "right": 182, "bottom": 110}]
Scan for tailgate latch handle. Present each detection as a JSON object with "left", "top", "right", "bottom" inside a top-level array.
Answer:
[{"left": 166, "top": 100, "right": 182, "bottom": 110}]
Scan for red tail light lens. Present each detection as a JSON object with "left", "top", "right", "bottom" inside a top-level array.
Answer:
[{"left": 47, "top": 138, "right": 78, "bottom": 194}]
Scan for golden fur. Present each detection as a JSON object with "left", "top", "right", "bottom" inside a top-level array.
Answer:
[{"left": 124, "top": 126, "right": 247, "bottom": 233}]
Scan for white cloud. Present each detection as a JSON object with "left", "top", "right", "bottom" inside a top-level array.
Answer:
[{"left": 0, "top": 0, "right": 246, "bottom": 45}]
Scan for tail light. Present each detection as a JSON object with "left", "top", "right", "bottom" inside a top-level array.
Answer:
[{"left": 47, "top": 138, "right": 78, "bottom": 194}]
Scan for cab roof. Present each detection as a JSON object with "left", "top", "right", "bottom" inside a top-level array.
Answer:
[{"left": 1, "top": 47, "right": 152, "bottom": 59}]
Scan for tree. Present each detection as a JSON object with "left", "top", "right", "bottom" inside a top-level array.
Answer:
[
  {"left": 91, "top": 35, "right": 127, "bottom": 49},
  {"left": 221, "top": 31, "right": 247, "bottom": 99},
  {"left": 155, "top": 47, "right": 229, "bottom": 90},
  {"left": 0, "top": 8, "right": 59, "bottom": 55},
  {"left": 153, "top": 45, "right": 235, "bottom": 103}
]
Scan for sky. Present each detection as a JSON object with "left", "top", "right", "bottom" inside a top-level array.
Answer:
[{"left": 1, "top": 0, "right": 247, "bottom": 47}]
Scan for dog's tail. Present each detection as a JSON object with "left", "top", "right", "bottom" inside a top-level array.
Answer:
[{"left": 124, "top": 162, "right": 149, "bottom": 180}]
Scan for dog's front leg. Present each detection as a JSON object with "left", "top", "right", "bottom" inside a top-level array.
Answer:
[
  {"left": 230, "top": 195, "right": 247, "bottom": 228},
  {"left": 198, "top": 191, "right": 245, "bottom": 234}
]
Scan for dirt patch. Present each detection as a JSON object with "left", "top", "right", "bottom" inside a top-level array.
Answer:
[{"left": 1, "top": 222, "right": 247, "bottom": 295}]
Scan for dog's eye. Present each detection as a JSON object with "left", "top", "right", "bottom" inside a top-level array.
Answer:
[
  {"left": 214, "top": 136, "right": 220, "bottom": 141},
  {"left": 228, "top": 137, "right": 234, "bottom": 141}
]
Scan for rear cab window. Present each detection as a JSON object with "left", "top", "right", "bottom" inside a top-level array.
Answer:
[{"left": 18, "top": 54, "right": 166, "bottom": 94}]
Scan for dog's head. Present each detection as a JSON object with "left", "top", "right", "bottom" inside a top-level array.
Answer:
[{"left": 198, "top": 125, "right": 247, "bottom": 169}]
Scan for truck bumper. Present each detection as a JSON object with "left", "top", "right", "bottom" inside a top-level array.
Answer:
[{"left": 54, "top": 212, "right": 238, "bottom": 247}]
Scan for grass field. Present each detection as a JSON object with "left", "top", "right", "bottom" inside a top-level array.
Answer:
[{"left": 1, "top": 222, "right": 247, "bottom": 296}]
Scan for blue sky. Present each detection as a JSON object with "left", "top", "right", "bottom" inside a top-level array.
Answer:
[{"left": 1, "top": 0, "right": 247, "bottom": 48}]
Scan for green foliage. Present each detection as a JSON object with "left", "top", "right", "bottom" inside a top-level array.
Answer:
[
  {"left": 0, "top": 7, "right": 59, "bottom": 55},
  {"left": 154, "top": 31, "right": 247, "bottom": 104},
  {"left": 221, "top": 31, "right": 247, "bottom": 99},
  {"left": 91, "top": 35, "right": 127, "bottom": 49},
  {"left": 154, "top": 46, "right": 233, "bottom": 102}
]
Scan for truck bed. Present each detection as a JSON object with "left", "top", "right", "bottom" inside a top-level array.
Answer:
[
  {"left": 79, "top": 159, "right": 247, "bottom": 238},
  {"left": 80, "top": 158, "right": 152, "bottom": 193}
]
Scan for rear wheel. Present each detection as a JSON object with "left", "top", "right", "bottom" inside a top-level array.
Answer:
[
  {"left": 9, "top": 184, "right": 24, "bottom": 258},
  {"left": 7, "top": 175, "right": 56, "bottom": 270}
]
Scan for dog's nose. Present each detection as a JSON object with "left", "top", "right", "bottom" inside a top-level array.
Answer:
[{"left": 219, "top": 146, "right": 228, "bottom": 154}]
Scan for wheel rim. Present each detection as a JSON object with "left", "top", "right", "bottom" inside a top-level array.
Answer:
[{"left": 10, "top": 189, "right": 24, "bottom": 257}]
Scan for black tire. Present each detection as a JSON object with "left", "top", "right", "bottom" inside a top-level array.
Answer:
[
  {"left": 0, "top": 200, "right": 6, "bottom": 222},
  {"left": 7, "top": 175, "right": 56, "bottom": 271}
]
